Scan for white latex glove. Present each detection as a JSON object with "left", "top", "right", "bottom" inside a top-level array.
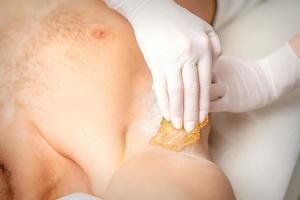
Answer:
[
  {"left": 105, "top": 0, "right": 221, "bottom": 132},
  {"left": 210, "top": 43, "right": 300, "bottom": 113}
]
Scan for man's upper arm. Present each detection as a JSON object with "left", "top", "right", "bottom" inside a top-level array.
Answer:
[{"left": 104, "top": 148, "right": 235, "bottom": 200}]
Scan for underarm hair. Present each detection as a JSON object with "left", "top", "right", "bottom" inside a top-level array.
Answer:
[{"left": 0, "top": 163, "right": 14, "bottom": 200}]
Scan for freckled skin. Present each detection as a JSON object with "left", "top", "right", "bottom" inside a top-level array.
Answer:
[{"left": 0, "top": 0, "right": 235, "bottom": 199}]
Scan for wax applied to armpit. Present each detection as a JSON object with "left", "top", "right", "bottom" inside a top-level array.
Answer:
[{"left": 150, "top": 117, "right": 209, "bottom": 152}]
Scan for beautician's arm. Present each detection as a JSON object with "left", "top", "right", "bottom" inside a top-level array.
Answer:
[
  {"left": 210, "top": 34, "right": 300, "bottom": 113},
  {"left": 290, "top": 33, "right": 300, "bottom": 57},
  {"left": 101, "top": 0, "right": 217, "bottom": 23},
  {"left": 175, "top": 0, "right": 216, "bottom": 24}
]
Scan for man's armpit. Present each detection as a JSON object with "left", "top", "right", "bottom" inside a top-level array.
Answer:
[{"left": 0, "top": 163, "right": 14, "bottom": 200}]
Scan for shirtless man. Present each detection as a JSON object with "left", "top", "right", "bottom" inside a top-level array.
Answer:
[{"left": 0, "top": 0, "right": 235, "bottom": 199}]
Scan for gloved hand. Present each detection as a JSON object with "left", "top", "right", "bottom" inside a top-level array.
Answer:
[
  {"left": 210, "top": 43, "right": 300, "bottom": 113},
  {"left": 104, "top": 0, "right": 221, "bottom": 132}
]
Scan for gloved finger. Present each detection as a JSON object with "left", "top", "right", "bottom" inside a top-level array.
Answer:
[
  {"left": 153, "top": 76, "right": 170, "bottom": 120},
  {"left": 182, "top": 61, "right": 199, "bottom": 132},
  {"left": 167, "top": 69, "right": 184, "bottom": 129},
  {"left": 208, "top": 31, "right": 222, "bottom": 62},
  {"left": 198, "top": 49, "right": 212, "bottom": 123},
  {"left": 210, "top": 83, "right": 226, "bottom": 101}
]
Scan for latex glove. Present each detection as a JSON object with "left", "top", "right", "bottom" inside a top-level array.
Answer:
[
  {"left": 104, "top": 0, "right": 221, "bottom": 132},
  {"left": 210, "top": 43, "right": 300, "bottom": 113}
]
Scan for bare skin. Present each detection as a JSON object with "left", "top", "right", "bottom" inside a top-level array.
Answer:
[
  {"left": 2, "top": 0, "right": 299, "bottom": 199},
  {"left": 290, "top": 33, "right": 300, "bottom": 58},
  {"left": 175, "top": 0, "right": 216, "bottom": 24},
  {"left": 0, "top": 0, "right": 235, "bottom": 199}
]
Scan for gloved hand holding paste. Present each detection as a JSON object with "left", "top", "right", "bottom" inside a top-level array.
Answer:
[
  {"left": 210, "top": 40, "right": 300, "bottom": 113},
  {"left": 104, "top": 0, "right": 221, "bottom": 132}
]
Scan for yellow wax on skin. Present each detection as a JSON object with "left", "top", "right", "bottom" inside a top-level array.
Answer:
[{"left": 150, "top": 117, "right": 209, "bottom": 152}]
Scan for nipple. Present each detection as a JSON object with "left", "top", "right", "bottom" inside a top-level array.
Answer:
[{"left": 150, "top": 117, "right": 209, "bottom": 152}]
